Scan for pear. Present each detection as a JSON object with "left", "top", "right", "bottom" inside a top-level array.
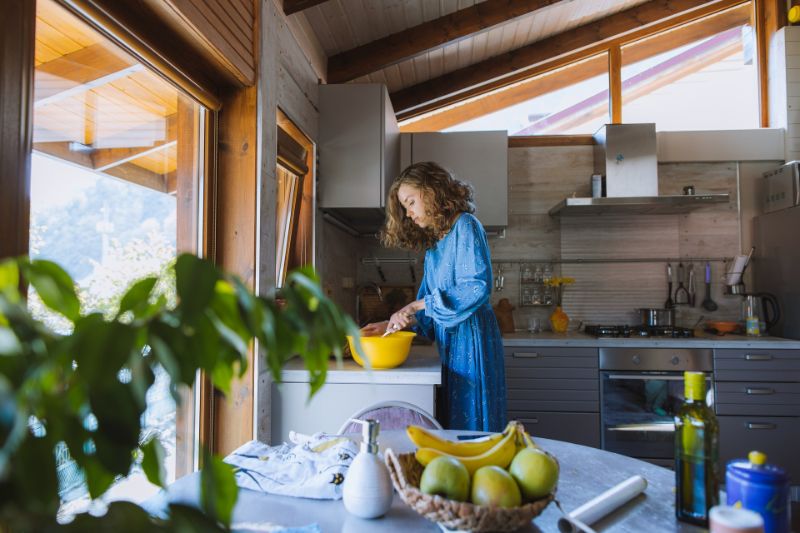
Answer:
[
  {"left": 419, "top": 456, "right": 470, "bottom": 502},
  {"left": 509, "top": 448, "right": 559, "bottom": 501},
  {"left": 471, "top": 465, "right": 521, "bottom": 508}
]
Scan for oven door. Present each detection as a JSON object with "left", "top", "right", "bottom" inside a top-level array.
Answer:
[{"left": 600, "top": 372, "right": 713, "bottom": 466}]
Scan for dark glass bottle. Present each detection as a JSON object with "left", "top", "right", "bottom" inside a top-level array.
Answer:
[{"left": 674, "top": 371, "right": 719, "bottom": 526}]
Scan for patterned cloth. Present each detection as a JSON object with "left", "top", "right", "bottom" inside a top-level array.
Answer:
[
  {"left": 224, "top": 435, "right": 358, "bottom": 500},
  {"left": 413, "top": 212, "right": 507, "bottom": 432}
]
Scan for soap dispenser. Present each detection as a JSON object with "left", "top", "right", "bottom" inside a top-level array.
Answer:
[{"left": 342, "top": 418, "right": 393, "bottom": 519}]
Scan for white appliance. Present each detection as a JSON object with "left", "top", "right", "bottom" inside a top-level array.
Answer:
[{"left": 762, "top": 161, "right": 800, "bottom": 214}]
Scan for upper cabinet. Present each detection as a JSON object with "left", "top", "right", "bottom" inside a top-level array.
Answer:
[
  {"left": 401, "top": 131, "right": 508, "bottom": 231},
  {"left": 319, "top": 84, "right": 399, "bottom": 212}
]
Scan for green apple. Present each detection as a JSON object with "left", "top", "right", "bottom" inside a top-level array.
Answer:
[
  {"left": 419, "top": 456, "right": 470, "bottom": 502},
  {"left": 471, "top": 465, "right": 521, "bottom": 508},
  {"left": 509, "top": 447, "right": 559, "bottom": 501}
]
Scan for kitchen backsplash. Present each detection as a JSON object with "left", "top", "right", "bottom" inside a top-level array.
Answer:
[{"left": 323, "top": 144, "right": 766, "bottom": 332}]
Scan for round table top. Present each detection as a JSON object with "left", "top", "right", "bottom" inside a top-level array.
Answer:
[{"left": 153, "top": 430, "right": 704, "bottom": 532}]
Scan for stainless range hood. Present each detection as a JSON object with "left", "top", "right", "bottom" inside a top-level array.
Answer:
[{"left": 549, "top": 124, "right": 729, "bottom": 216}]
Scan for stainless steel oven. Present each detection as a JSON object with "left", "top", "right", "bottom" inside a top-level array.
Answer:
[{"left": 600, "top": 347, "right": 713, "bottom": 468}]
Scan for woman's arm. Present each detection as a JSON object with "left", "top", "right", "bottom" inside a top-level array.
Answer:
[{"left": 423, "top": 215, "right": 492, "bottom": 328}]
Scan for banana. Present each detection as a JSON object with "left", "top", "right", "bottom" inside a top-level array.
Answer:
[
  {"left": 415, "top": 424, "right": 518, "bottom": 475},
  {"left": 406, "top": 424, "right": 506, "bottom": 456}
]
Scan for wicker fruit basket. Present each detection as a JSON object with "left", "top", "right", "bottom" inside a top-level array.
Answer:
[{"left": 385, "top": 448, "right": 556, "bottom": 532}]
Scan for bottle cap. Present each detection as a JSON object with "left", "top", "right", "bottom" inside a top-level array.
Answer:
[
  {"left": 748, "top": 450, "right": 767, "bottom": 466},
  {"left": 709, "top": 505, "right": 764, "bottom": 533},
  {"left": 684, "top": 371, "right": 705, "bottom": 401}
]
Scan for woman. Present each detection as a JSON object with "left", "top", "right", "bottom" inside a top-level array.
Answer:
[{"left": 361, "top": 162, "right": 506, "bottom": 432}]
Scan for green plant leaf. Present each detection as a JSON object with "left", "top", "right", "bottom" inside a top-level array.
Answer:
[
  {"left": 117, "top": 277, "right": 158, "bottom": 319},
  {"left": 200, "top": 453, "right": 238, "bottom": 528},
  {"left": 72, "top": 315, "right": 138, "bottom": 386},
  {"left": 167, "top": 503, "right": 228, "bottom": 532},
  {"left": 175, "top": 254, "right": 219, "bottom": 323},
  {"left": 82, "top": 453, "right": 117, "bottom": 499},
  {"left": 23, "top": 259, "right": 81, "bottom": 321},
  {"left": 141, "top": 437, "right": 166, "bottom": 488},
  {"left": 0, "top": 259, "right": 20, "bottom": 302}
]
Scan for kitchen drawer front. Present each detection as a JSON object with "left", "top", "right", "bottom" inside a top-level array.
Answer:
[
  {"left": 505, "top": 347, "right": 598, "bottom": 369},
  {"left": 718, "top": 416, "right": 800, "bottom": 481},
  {"left": 508, "top": 411, "right": 600, "bottom": 448},
  {"left": 508, "top": 390, "right": 598, "bottom": 413},
  {"left": 715, "top": 382, "right": 800, "bottom": 416},
  {"left": 714, "top": 349, "right": 800, "bottom": 381},
  {"left": 506, "top": 377, "right": 599, "bottom": 391},
  {"left": 506, "top": 367, "right": 598, "bottom": 381}
]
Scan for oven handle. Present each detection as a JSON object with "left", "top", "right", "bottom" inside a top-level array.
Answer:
[
  {"left": 607, "top": 422, "right": 675, "bottom": 432},
  {"left": 606, "top": 374, "right": 687, "bottom": 381}
]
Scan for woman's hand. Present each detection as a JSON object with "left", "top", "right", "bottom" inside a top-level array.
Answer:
[
  {"left": 387, "top": 299, "right": 425, "bottom": 332},
  {"left": 360, "top": 321, "right": 389, "bottom": 337}
]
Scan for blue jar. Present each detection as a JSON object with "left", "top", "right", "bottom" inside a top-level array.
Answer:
[{"left": 726, "top": 451, "right": 790, "bottom": 533}]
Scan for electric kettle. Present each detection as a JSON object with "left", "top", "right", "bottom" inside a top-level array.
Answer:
[{"left": 741, "top": 293, "right": 780, "bottom": 336}]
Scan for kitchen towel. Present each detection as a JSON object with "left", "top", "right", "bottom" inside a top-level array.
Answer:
[{"left": 224, "top": 434, "right": 359, "bottom": 500}]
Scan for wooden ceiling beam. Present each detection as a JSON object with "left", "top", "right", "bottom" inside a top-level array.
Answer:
[
  {"left": 392, "top": 0, "right": 749, "bottom": 116},
  {"left": 283, "top": 0, "right": 329, "bottom": 16},
  {"left": 91, "top": 114, "right": 178, "bottom": 171},
  {"left": 401, "top": 2, "right": 750, "bottom": 131},
  {"left": 327, "top": 0, "right": 564, "bottom": 84},
  {"left": 34, "top": 43, "right": 141, "bottom": 107}
]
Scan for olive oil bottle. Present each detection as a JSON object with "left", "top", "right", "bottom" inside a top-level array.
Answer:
[{"left": 674, "top": 371, "right": 719, "bottom": 526}]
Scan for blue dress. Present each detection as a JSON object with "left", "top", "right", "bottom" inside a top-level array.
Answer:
[{"left": 412, "top": 213, "right": 507, "bottom": 432}]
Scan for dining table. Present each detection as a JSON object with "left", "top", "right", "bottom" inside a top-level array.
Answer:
[{"left": 147, "top": 430, "right": 706, "bottom": 532}]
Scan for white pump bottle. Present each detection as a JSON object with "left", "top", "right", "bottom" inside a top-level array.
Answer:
[{"left": 342, "top": 418, "right": 393, "bottom": 519}]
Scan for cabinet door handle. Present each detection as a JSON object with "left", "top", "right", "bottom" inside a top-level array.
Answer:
[
  {"left": 746, "top": 422, "right": 777, "bottom": 430},
  {"left": 514, "top": 352, "right": 540, "bottom": 358},
  {"left": 744, "top": 354, "right": 773, "bottom": 361},
  {"left": 523, "top": 418, "right": 539, "bottom": 424},
  {"left": 746, "top": 387, "right": 775, "bottom": 395}
]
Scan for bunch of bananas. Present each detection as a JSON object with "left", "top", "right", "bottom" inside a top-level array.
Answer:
[{"left": 408, "top": 421, "right": 537, "bottom": 475}]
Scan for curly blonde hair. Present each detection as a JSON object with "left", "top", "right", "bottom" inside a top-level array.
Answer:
[{"left": 380, "top": 162, "right": 475, "bottom": 251}]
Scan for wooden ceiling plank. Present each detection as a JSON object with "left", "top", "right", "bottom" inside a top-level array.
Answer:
[
  {"left": 400, "top": 3, "right": 750, "bottom": 131},
  {"left": 102, "top": 162, "right": 168, "bottom": 193},
  {"left": 327, "top": 0, "right": 565, "bottom": 83},
  {"left": 34, "top": 42, "right": 140, "bottom": 106},
  {"left": 392, "top": 0, "right": 749, "bottom": 115},
  {"left": 283, "top": 0, "right": 330, "bottom": 16}
]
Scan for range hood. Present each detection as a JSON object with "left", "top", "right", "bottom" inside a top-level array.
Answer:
[{"left": 549, "top": 123, "right": 729, "bottom": 216}]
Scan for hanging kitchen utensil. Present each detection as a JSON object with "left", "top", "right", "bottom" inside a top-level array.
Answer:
[
  {"left": 687, "top": 263, "right": 696, "bottom": 307},
  {"left": 674, "top": 262, "right": 689, "bottom": 305},
  {"left": 702, "top": 262, "right": 718, "bottom": 311},
  {"left": 374, "top": 258, "right": 386, "bottom": 283},
  {"left": 664, "top": 263, "right": 675, "bottom": 309},
  {"left": 409, "top": 264, "right": 416, "bottom": 284}
]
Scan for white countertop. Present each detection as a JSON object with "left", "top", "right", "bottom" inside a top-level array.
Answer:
[
  {"left": 503, "top": 331, "right": 800, "bottom": 349},
  {"left": 279, "top": 345, "right": 441, "bottom": 385}
]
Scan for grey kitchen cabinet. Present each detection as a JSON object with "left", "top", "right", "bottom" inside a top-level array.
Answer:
[
  {"left": 714, "top": 348, "right": 800, "bottom": 491},
  {"left": 318, "top": 84, "right": 399, "bottom": 213},
  {"left": 504, "top": 346, "right": 600, "bottom": 447},
  {"left": 400, "top": 131, "right": 508, "bottom": 231}
]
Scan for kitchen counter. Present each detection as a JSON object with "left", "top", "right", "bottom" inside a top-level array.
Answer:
[
  {"left": 279, "top": 345, "right": 441, "bottom": 385},
  {"left": 503, "top": 331, "right": 800, "bottom": 349}
]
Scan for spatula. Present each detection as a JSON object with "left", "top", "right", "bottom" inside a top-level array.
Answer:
[{"left": 702, "top": 262, "right": 718, "bottom": 312}]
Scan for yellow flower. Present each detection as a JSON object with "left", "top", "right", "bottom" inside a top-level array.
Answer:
[{"left": 545, "top": 277, "right": 575, "bottom": 287}]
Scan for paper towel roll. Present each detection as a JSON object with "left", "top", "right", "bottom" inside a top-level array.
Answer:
[{"left": 557, "top": 475, "right": 648, "bottom": 533}]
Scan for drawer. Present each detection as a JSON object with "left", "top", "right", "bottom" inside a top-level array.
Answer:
[
  {"left": 715, "top": 382, "right": 800, "bottom": 416},
  {"left": 505, "top": 347, "right": 598, "bottom": 369},
  {"left": 714, "top": 349, "right": 800, "bottom": 382},
  {"left": 507, "top": 411, "right": 600, "bottom": 448},
  {"left": 507, "top": 390, "right": 598, "bottom": 413},
  {"left": 506, "top": 367, "right": 598, "bottom": 380},
  {"left": 718, "top": 416, "right": 800, "bottom": 481}
]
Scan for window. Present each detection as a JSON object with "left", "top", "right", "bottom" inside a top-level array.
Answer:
[
  {"left": 276, "top": 110, "right": 314, "bottom": 287},
  {"left": 444, "top": 54, "right": 609, "bottom": 135},
  {"left": 401, "top": 4, "right": 758, "bottom": 135},
  {"left": 621, "top": 25, "right": 758, "bottom": 130},
  {"left": 31, "top": 0, "right": 205, "bottom": 515}
]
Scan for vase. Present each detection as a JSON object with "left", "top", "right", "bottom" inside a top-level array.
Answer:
[{"left": 549, "top": 305, "right": 569, "bottom": 333}]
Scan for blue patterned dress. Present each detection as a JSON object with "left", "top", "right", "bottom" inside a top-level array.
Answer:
[{"left": 412, "top": 213, "right": 507, "bottom": 432}]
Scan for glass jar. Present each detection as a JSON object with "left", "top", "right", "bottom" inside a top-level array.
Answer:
[
  {"left": 543, "top": 264, "right": 553, "bottom": 283},
  {"left": 533, "top": 265, "right": 543, "bottom": 283},
  {"left": 522, "top": 265, "right": 532, "bottom": 282},
  {"left": 521, "top": 287, "right": 532, "bottom": 306}
]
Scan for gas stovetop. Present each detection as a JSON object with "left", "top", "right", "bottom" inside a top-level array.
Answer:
[{"left": 584, "top": 325, "right": 694, "bottom": 338}]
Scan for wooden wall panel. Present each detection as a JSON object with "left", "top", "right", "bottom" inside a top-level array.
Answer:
[
  {"left": 0, "top": 0, "right": 35, "bottom": 262},
  {"left": 213, "top": 85, "right": 258, "bottom": 456}
]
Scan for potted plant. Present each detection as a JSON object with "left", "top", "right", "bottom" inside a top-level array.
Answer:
[{"left": 0, "top": 253, "right": 359, "bottom": 531}]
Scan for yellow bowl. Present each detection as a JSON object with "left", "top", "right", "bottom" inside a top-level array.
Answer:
[{"left": 346, "top": 331, "right": 416, "bottom": 369}]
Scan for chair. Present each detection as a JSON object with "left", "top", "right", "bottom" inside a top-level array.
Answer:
[{"left": 337, "top": 401, "right": 443, "bottom": 435}]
